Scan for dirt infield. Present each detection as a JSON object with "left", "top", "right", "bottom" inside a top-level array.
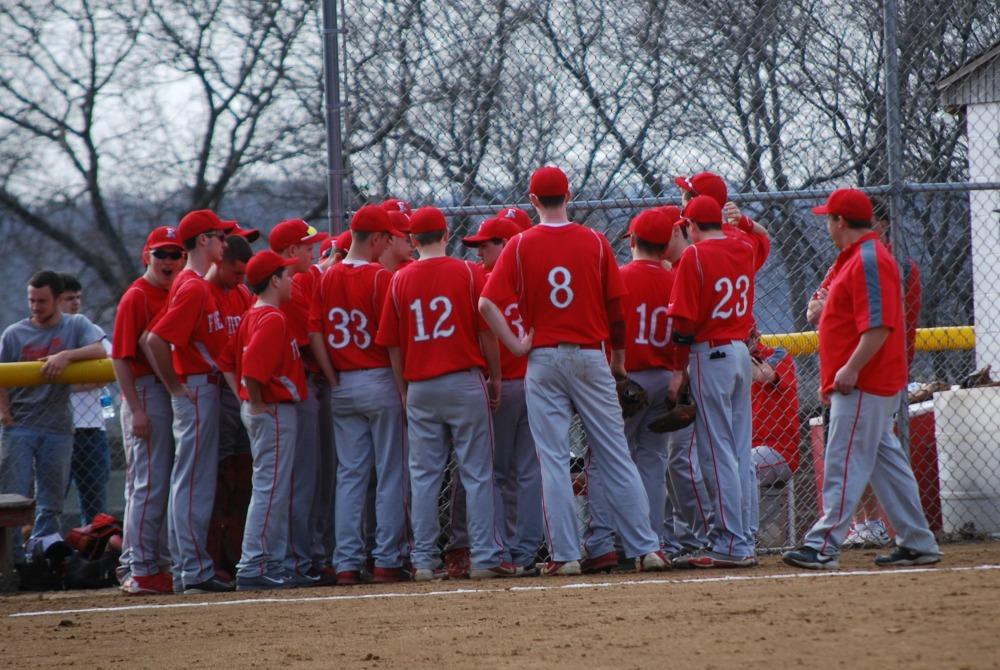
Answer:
[{"left": 2, "top": 542, "right": 999, "bottom": 669}]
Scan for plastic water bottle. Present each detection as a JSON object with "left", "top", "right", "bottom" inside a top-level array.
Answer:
[{"left": 100, "top": 387, "right": 116, "bottom": 421}]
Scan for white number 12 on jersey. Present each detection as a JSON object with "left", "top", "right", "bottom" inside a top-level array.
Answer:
[{"left": 410, "top": 296, "right": 455, "bottom": 341}]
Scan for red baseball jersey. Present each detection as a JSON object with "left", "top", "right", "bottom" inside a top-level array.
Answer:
[
  {"left": 818, "top": 232, "right": 906, "bottom": 397},
  {"left": 282, "top": 269, "right": 316, "bottom": 347},
  {"left": 235, "top": 304, "right": 308, "bottom": 403},
  {"left": 725, "top": 224, "right": 770, "bottom": 272},
  {"left": 667, "top": 236, "right": 759, "bottom": 342},
  {"left": 751, "top": 346, "right": 801, "bottom": 472},
  {"left": 620, "top": 260, "right": 676, "bottom": 372},
  {"left": 375, "top": 257, "right": 488, "bottom": 382},
  {"left": 148, "top": 268, "right": 228, "bottom": 376},
  {"left": 112, "top": 277, "right": 169, "bottom": 378},
  {"left": 310, "top": 260, "right": 393, "bottom": 371},
  {"left": 481, "top": 223, "right": 625, "bottom": 348},
  {"left": 485, "top": 275, "right": 528, "bottom": 380},
  {"left": 211, "top": 282, "right": 253, "bottom": 340}
]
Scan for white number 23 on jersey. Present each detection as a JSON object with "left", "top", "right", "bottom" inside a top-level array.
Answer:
[{"left": 710, "top": 275, "right": 750, "bottom": 319}]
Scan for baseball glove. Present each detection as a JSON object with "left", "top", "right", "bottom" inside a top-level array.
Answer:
[
  {"left": 617, "top": 378, "right": 649, "bottom": 418},
  {"left": 647, "top": 393, "right": 696, "bottom": 433}
]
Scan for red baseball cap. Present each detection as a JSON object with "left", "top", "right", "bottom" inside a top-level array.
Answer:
[
  {"left": 682, "top": 195, "right": 723, "bottom": 225},
  {"left": 495, "top": 206, "right": 532, "bottom": 231},
  {"left": 381, "top": 198, "right": 413, "bottom": 217},
  {"left": 409, "top": 206, "right": 448, "bottom": 234},
  {"left": 320, "top": 236, "right": 335, "bottom": 258},
  {"left": 178, "top": 210, "right": 234, "bottom": 243},
  {"left": 530, "top": 166, "right": 570, "bottom": 198},
  {"left": 333, "top": 230, "right": 353, "bottom": 253},
  {"left": 225, "top": 222, "right": 261, "bottom": 243},
  {"left": 387, "top": 211, "right": 410, "bottom": 235},
  {"left": 462, "top": 217, "right": 521, "bottom": 246},
  {"left": 812, "top": 188, "right": 873, "bottom": 221},
  {"left": 245, "top": 250, "right": 296, "bottom": 286},
  {"left": 620, "top": 209, "right": 673, "bottom": 244},
  {"left": 657, "top": 204, "right": 683, "bottom": 228},
  {"left": 269, "top": 219, "right": 323, "bottom": 252},
  {"left": 145, "top": 226, "right": 183, "bottom": 251},
  {"left": 351, "top": 204, "right": 403, "bottom": 237},
  {"left": 675, "top": 172, "right": 728, "bottom": 208}
]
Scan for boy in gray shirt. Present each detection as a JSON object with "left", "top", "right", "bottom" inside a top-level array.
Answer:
[{"left": 0, "top": 270, "right": 106, "bottom": 564}]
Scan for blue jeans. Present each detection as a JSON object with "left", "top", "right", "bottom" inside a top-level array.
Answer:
[
  {"left": 0, "top": 425, "right": 74, "bottom": 563},
  {"left": 68, "top": 427, "right": 111, "bottom": 526}
]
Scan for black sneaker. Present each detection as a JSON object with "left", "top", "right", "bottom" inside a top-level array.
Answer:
[
  {"left": 236, "top": 573, "right": 292, "bottom": 591},
  {"left": 873, "top": 546, "right": 942, "bottom": 567},
  {"left": 184, "top": 576, "right": 236, "bottom": 593},
  {"left": 782, "top": 546, "right": 839, "bottom": 570}
]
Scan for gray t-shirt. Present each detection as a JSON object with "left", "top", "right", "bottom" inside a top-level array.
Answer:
[{"left": 0, "top": 313, "right": 106, "bottom": 434}]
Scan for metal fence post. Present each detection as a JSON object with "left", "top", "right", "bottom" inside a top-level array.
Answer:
[
  {"left": 883, "top": 0, "right": 912, "bottom": 454},
  {"left": 322, "top": 0, "right": 348, "bottom": 234}
]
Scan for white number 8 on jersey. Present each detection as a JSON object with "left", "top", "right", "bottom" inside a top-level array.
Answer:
[{"left": 547, "top": 266, "right": 574, "bottom": 309}]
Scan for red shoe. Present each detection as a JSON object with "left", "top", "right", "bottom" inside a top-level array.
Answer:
[
  {"left": 336, "top": 570, "right": 363, "bottom": 586},
  {"left": 580, "top": 551, "right": 619, "bottom": 574},
  {"left": 541, "top": 560, "right": 581, "bottom": 577},
  {"left": 372, "top": 567, "right": 409, "bottom": 584},
  {"left": 123, "top": 572, "right": 173, "bottom": 595},
  {"left": 444, "top": 547, "right": 471, "bottom": 579},
  {"left": 469, "top": 561, "right": 518, "bottom": 579}
]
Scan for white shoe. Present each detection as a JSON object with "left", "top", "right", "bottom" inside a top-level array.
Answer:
[
  {"left": 866, "top": 520, "right": 893, "bottom": 547},
  {"left": 842, "top": 524, "right": 864, "bottom": 549},
  {"left": 413, "top": 567, "right": 448, "bottom": 582},
  {"left": 638, "top": 551, "right": 671, "bottom": 572}
]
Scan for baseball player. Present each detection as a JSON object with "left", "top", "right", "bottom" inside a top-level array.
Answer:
[
  {"left": 309, "top": 205, "right": 410, "bottom": 585},
  {"left": 112, "top": 226, "right": 184, "bottom": 595},
  {"left": 232, "top": 250, "right": 305, "bottom": 590},
  {"left": 145, "top": 209, "right": 235, "bottom": 593},
  {"left": 461, "top": 216, "right": 544, "bottom": 574},
  {"left": 495, "top": 206, "right": 533, "bottom": 231},
  {"left": 375, "top": 206, "right": 512, "bottom": 581},
  {"left": 479, "top": 166, "right": 669, "bottom": 576},
  {"left": 783, "top": 189, "right": 941, "bottom": 570},
  {"left": 379, "top": 201, "right": 415, "bottom": 272},
  {"left": 268, "top": 218, "right": 329, "bottom": 585},
  {"left": 581, "top": 208, "right": 682, "bottom": 571},
  {"left": 665, "top": 194, "right": 769, "bottom": 568}
]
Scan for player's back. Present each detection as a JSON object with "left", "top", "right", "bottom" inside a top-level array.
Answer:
[
  {"left": 620, "top": 260, "right": 675, "bottom": 371},
  {"left": 507, "top": 223, "right": 619, "bottom": 347},
  {"left": 315, "top": 260, "right": 392, "bottom": 371}
]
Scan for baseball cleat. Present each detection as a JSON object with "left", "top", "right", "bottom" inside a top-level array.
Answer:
[
  {"left": 866, "top": 520, "right": 893, "bottom": 548},
  {"left": 782, "top": 546, "right": 839, "bottom": 570},
  {"left": 668, "top": 549, "right": 702, "bottom": 570},
  {"left": 308, "top": 567, "right": 338, "bottom": 586},
  {"left": 638, "top": 550, "right": 672, "bottom": 572},
  {"left": 286, "top": 570, "right": 322, "bottom": 588},
  {"left": 413, "top": 567, "right": 449, "bottom": 582},
  {"left": 689, "top": 551, "right": 756, "bottom": 569},
  {"left": 580, "top": 551, "right": 619, "bottom": 574},
  {"left": 841, "top": 524, "right": 864, "bottom": 549},
  {"left": 516, "top": 563, "right": 541, "bottom": 577},
  {"left": 469, "top": 561, "right": 519, "bottom": 579},
  {"left": 444, "top": 548, "right": 471, "bottom": 579},
  {"left": 336, "top": 570, "right": 364, "bottom": 586},
  {"left": 122, "top": 572, "right": 174, "bottom": 595},
  {"left": 184, "top": 576, "right": 236, "bottom": 593},
  {"left": 235, "top": 573, "right": 292, "bottom": 591},
  {"left": 873, "top": 546, "right": 942, "bottom": 567},
  {"left": 541, "top": 560, "right": 581, "bottom": 577},
  {"left": 372, "top": 567, "right": 410, "bottom": 583}
]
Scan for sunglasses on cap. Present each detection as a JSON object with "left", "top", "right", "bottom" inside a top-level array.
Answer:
[{"left": 151, "top": 249, "right": 184, "bottom": 260}]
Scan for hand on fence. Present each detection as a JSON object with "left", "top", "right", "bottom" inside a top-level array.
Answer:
[{"left": 39, "top": 351, "right": 73, "bottom": 381}]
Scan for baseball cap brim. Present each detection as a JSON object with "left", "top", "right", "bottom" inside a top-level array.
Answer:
[
  {"left": 461, "top": 233, "right": 491, "bottom": 246},
  {"left": 811, "top": 205, "right": 831, "bottom": 215},
  {"left": 147, "top": 240, "right": 184, "bottom": 250},
  {"left": 674, "top": 176, "right": 695, "bottom": 193}
]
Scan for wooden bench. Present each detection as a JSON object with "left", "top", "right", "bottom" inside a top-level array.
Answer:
[{"left": 0, "top": 494, "right": 35, "bottom": 577}]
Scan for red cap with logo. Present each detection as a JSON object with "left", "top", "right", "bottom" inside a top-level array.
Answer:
[
  {"left": 387, "top": 211, "right": 410, "bottom": 235},
  {"left": 381, "top": 198, "right": 413, "bottom": 217},
  {"left": 675, "top": 172, "right": 728, "bottom": 208},
  {"left": 682, "top": 195, "right": 723, "bottom": 226},
  {"left": 269, "top": 219, "right": 323, "bottom": 252},
  {"left": 246, "top": 250, "right": 296, "bottom": 286},
  {"left": 462, "top": 217, "right": 521, "bottom": 246},
  {"left": 409, "top": 206, "right": 448, "bottom": 234},
  {"left": 529, "top": 166, "right": 570, "bottom": 197},
  {"left": 620, "top": 209, "right": 674, "bottom": 244},
  {"left": 495, "top": 207, "right": 532, "bottom": 231},
  {"left": 145, "top": 226, "right": 184, "bottom": 251},
  {"left": 178, "top": 210, "right": 234, "bottom": 243},
  {"left": 333, "top": 230, "right": 353, "bottom": 253},
  {"left": 811, "top": 188, "right": 873, "bottom": 221},
  {"left": 225, "top": 221, "right": 261, "bottom": 243},
  {"left": 351, "top": 205, "right": 403, "bottom": 237}
]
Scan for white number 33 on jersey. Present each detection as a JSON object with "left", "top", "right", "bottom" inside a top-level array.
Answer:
[{"left": 711, "top": 275, "right": 750, "bottom": 319}]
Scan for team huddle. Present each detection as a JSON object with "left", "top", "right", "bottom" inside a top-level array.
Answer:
[{"left": 110, "top": 165, "right": 941, "bottom": 595}]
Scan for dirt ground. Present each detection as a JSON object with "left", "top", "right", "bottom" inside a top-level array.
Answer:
[{"left": 1, "top": 542, "right": 998, "bottom": 670}]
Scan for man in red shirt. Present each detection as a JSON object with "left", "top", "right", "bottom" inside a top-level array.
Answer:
[
  {"left": 112, "top": 226, "right": 184, "bottom": 595},
  {"left": 145, "top": 209, "right": 235, "bottom": 593},
  {"left": 783, "top": 189, "right": 941, "bottom": 570},
  {"left": 232, "top": 251, "right": 306, "bottom": 590},
  {"left": 460, "top": 216, "right": 543, "bottom": 574},
  {"left": 666, "top": 194, "right": 769, "bottom": 568},
  {"left": 480, "top": 166, "right": 669, "bottom": 576},
  {"left": 309, "top": 205, "right": 410, "bottom": 585},
  {"left": 379, "top": 203, "right": 415, "bottom": 272},
  {"left": 376, "top": 206, "right": 511, "bottom": 581},
  {"left": 582, "top": 208, "right": 678, "bottom": 572},
  {"left": 268, "top": 219, "right": 328, "bottom": 585}
]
